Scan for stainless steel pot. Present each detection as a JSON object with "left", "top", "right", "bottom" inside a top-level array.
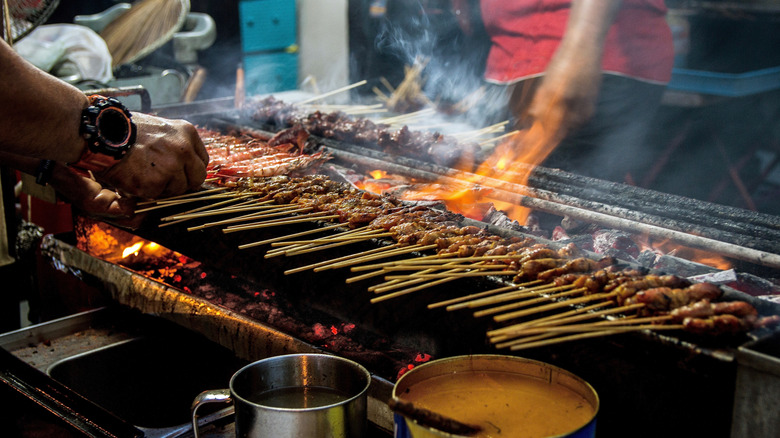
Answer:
[{"left": 191, "top": 353, "right": 371, "bottom": 438}]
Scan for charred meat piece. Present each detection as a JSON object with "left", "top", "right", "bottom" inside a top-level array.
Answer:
[
  {"left": 614, "top": 275, "right": 691, "bottom": 306},
  {"left": 628, "top": 282, "right": 723, "bottom": 312},
  {"left": 670, "top": 299, "right": 758, "bottom": 322}
]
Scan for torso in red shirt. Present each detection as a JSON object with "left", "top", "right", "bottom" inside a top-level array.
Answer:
[{"left": 480, "top": 0, "right": 674, "bottom": 84}]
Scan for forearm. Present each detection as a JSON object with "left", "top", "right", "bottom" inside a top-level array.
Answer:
[
  {"left": 0, "top": 39, "right": 88, "bottom": 163},
  {"left": 0, "top": 151, "right": 80, "bottom": 199},
  {"left": 560, "top": 0, "right": 622, "bottom": 57}
]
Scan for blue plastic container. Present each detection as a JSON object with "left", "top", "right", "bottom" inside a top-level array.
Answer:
[{"left": 667, "top": 66, "right": 780, "bottom": 97}]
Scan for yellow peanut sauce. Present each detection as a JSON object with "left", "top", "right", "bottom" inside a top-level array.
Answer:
[{"left": 399, "top": 369, "right": 596, "bottom": 438}]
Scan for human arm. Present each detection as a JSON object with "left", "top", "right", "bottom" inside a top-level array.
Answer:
[
  {"left": 523, "top": 0, "right": 622, "bottom": 139},
  {"left": 0, "top": 39, "right": 209, "bottom": 199},
  {"left": 0, "top": 151, "right": 144, "bottom": 228}
]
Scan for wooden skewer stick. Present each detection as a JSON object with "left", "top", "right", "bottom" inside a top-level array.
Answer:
[
  {"left": 494, "top": 312, "right": 642, "bottom": 348},
  {"left": 136, "top": 187, "right": 229, "bottom": 206},
  {"left": 222, "top": 213, "right": 341, "bottom": 233},
  {"left": 163, "top": 200, "right": 279, "bottom": 221},
  {"left": 427, "top": 284, "right": 525, "bottom": 310},
  {"left": 134, "top": 193, "right": 243, "bottom": 213},
  {"left": 266, "top": 235, "right": 374, "bottom": 258},
  {"left": 453, "top": 121, "right": 509, "bottom": 141},
  {"left": 510, "top": 303, "right": 644, "bottom": 331},
  {"left": 448, "top": 283, "right": 572, "bottom": 311},
  {"left": 494, "top": 312, "right": 643, "bottom": 348},
  {"left": 222, "top": 210, "right": 330, "bottom": 230},
  {"left": 146, "top": 191, "right": 247, "bottom": 206},
  {"left": 285, "top": 244, "right": 400, "bottom": 275},
  {"left": 348, "top": 252, "right": 468, "bottom": 272},
  {"left": 487, "top": 302, "right": 633, "bottom": 339},
  {"left": 372, "top": 260, "right": 487, "bottom": 295},
  {"left": 474, "top": 288, "right": 587, "bottom": 318},
  {"left": 279, "top": 235, "right": 394, "bottom": 258},
  {"left": 372, "top": 86, "right": 389, "bottom": 101},
  {"left": 508, "top": 325, "right": 685, "bottom": 351},
  {"left": 264, "top": 226, "right": 371, "bottom": 256},
  {"left": 239, "top": 223, "right": 346, "bottom": 250},
  {"left": 368, "top": 278, "right": 405, "bottom": 293},
  {"left": 163, "top": 198, "right": 274, "bottom": 219},
  {"left": 496, "top": 315, "right": 674, "bottom": 339},
  {"left": 158, "top": 197, "right": 255, "bottom": 228},
  {"left": 364, "top": 254, "right": 476, "bottom": 294},
  {"left": 367, "top": 259, "right": 474, "bottom": 294},
  {"left": 379, "top": 108, "right": 436, "bottom": 125},
  {"left": 370, "top": 266, "right": 472, "bottom": 304},
  {"left": 380, "top": 77, "right": 396, "bottom": 93},
  {"left": 270, "top": 232, "right": 393, "bottom": 246},
  {"left": 478, "top": 130, "right": 520, "bottom": 146},
  {"left": 495, "top": 333, "right": 559, "bottom": 349},
  {"left": 368, "top": 264, "right": 458, "bottom": 294},
  {"left": 383, "top": 270, "right": 520, "bottom": 280},
  {"left": 161, "top": 197, "right": 260, "bottom": 221},
  {"left": 296, "top": 80, "right": 368, "bottom": 105},
  {"left": 451, "top": 282, "right": 567, "bottom": 309},
  {"left": 188, "top": 206, "right": 311, "bottom": 231},
  {"left": 345, "top": 267, "right": 391, "bottom": 284},
  {"left": 494, "top": 291, "right": 618, "bottom": 323},
  {"left": 493, "top": 314, "right": 639, "bottom": 348},
  {"left": 314, "top": 244, "right": 438, "bottom": 271},
  {"left": 345, "top": 108, "right": 389, "bottom": 116},
  {"left": 381, "top": 263, "right": 510, "bottom": 271},
  {"left": 371, "top": 273, "right": 433, "bottom": 294}
]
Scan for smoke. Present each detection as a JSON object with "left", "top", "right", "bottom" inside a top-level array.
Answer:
[{"left": 368, "top": 3, "right": 503, "bottom": 127}]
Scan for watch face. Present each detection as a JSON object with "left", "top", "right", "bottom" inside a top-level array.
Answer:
[
  {"left": 81, "top": 95, "right": 137, "bottom": 160},
  {"left": 97, "top": 107, "right": 133, "bottom": 149}
]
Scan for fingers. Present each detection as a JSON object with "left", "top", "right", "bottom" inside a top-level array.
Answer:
[{"left": 97, "top": 113, "right": 209, "bottom": 200}]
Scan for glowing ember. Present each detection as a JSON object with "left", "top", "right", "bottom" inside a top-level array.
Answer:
[{"left": 122, "top": 242, "right": 144, "bottom": 258}]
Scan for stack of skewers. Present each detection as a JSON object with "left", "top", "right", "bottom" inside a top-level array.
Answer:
[{"left": 138, "top": 156, "right": 780, "bottom": 351}]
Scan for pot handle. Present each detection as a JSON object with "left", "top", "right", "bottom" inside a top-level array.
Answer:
[{"left": 191, "top": 389, "right": 232, "bottom": 438}]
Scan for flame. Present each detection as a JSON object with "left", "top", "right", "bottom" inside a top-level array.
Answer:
[
  {"left": 412, "top": 84, "right": 567, "bottom": 223},
  {"left": 405, "top": 119, "right": 560, "bottom": 222},
  {"left": 369, "top": 169, "right": 387, "bottom": 179},
  {"left": 635, "top": 235, "right": 732, "bottom": 270},
  {"left": 397, "top": 183, "right": 495, "bottom": 219},
  {"left": 122, "top": 242, "right": 144, "bottom": 258}
]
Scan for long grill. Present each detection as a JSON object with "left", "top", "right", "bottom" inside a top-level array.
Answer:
[{"left": 37, "top": 97, "right": 780, "bottom": 437}]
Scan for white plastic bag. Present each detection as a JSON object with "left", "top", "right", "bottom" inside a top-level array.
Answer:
[{"left": 15, "top": 24, "right": 113, "bottom": 83}]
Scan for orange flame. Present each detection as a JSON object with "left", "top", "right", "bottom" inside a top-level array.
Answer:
[
  {"left": 635, "top": 235, "right": 732, "bottom": 270},
  {"left": 369, "top": 169, "right": 387, "bottom": 179},
  {"left": 413, "top": 110, "right": 564, "bottom": 223},
  {"left": 122, "top": 242, "right": 144, "bottom": 258},
  {"left": 409, "top": 82, "right": 569, "bottom": 223}
]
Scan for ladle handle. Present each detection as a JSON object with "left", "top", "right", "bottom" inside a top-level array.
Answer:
[{"left": 191, "top": 389, "right": 232, "bottom": 438}]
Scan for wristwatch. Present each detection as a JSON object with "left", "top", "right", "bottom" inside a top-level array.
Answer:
[{"left": 69, "top": 94, "right": 137, "bottom": 175}]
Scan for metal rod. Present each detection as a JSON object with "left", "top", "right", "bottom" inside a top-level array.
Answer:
[
  {"left": 324, "top": 147, "right": 780, "bottom": 270},
  {"left": 318, "top": 137, "right": 780, "bottom": 254}
]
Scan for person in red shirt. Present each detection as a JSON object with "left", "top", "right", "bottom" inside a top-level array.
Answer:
[{"left": 479, "top": 0, "right": 674, "bottom": 183}]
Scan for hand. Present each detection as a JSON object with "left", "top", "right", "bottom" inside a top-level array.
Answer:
[
  {"left": 522, "top": 0, "right": 621, "bottom": 141},
  {"left": 50, "top": 164, "right": 146, "bottom": 229},
  {"left": 97, "top": 113, "right": 209, "bottom": 199},
  {"left": 524, "top": 45, "right": 603, "bottom": 142}
]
